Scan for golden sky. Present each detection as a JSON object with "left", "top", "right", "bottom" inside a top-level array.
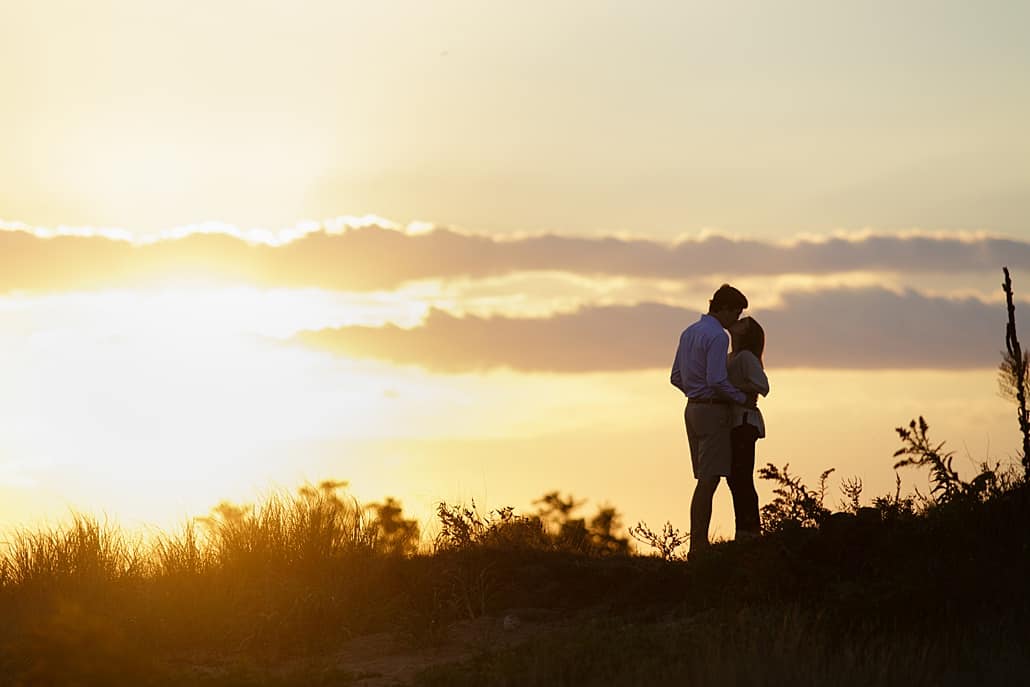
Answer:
[{"left": 0, "top": 2, "right": 1028, "bottom": 537}]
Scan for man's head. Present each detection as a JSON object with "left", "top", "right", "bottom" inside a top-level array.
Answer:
[{"left": 708, "top": 284, "right": 748, "bottom": 328}]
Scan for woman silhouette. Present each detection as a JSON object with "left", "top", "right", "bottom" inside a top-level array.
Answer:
[{"left": 726, "top": 316, "right": 769, "bottom": 538}]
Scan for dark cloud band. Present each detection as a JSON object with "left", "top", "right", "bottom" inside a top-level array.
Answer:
[
  {"left": 1, "top": 225, "right": 1027, "bottom": 292},
  {"left": 296, "top": 287, "right": 1016, "bottom": 372}
]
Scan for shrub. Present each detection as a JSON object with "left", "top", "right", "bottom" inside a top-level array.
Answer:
[
  {"left": 628, "top": 521, "right": 688, "bottom": 560},
  {"left": 435, "top": 502, "right": 550, "bottom": 552},
  {"left": 894, "top": 417, "right": 1004, "bottom": 506},
  {"left": 757, "top": 464, "right": 834, "bottom": 532}
]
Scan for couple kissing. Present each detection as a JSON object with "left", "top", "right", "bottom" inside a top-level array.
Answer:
[{"left": 671, "top": 284, "right": 769, "bottom": 556}]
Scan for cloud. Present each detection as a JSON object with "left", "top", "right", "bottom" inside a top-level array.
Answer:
[
  {"left": 0, "top": 221, "right": 1027, "bottom": 293},
  {"left": 298, "top": 302, "right": 680, "bottom": 373},
  {"left": 295, "top": 287, "right": 1018, "bottom": 372}
]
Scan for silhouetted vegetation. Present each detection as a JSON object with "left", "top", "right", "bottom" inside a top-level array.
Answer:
[
  {"left": 627, "top": 521, "right": 688, "bottom": 561},
  {"left": 756, "top": 463, "right": 835, "bottom": 532},
  {"left": 435, "top": 493, "right": 629, "bottom": 556},
  {"left": 894, "top": 416, "right": 1009, "bottom": 505},
  {"left": 368, "top": 497, "right": 421, "bottom": 556},
  {"left": 998, "top": 349, "right": 1029, "bottom": 404},
  {"left": 413, "top": 419, "right": 1030, "bottom": 686},
  {"left": 1002, "top": 266, "right": 1030, "bottom": 475}
]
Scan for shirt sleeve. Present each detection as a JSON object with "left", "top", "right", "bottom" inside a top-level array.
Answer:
[
  {"left": 706, "top": 331, "right": 746, "bottom": 404},
  {"left": 746, "top": 353, "right": 770, "bottom": 397},
  {"left": 670, "top": 353, "right": 684, "bottom": 393}
]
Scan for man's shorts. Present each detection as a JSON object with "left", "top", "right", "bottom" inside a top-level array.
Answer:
[{"left": 685, "top": 402, "right": 733, "bottom": 480}]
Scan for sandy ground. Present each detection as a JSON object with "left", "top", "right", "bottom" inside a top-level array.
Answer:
[
  {"left": 331, "top": 609, "right": 561, "bottom": 686},
  {"left": 170, "top": 608, "right": 564, "bottom": 686}
]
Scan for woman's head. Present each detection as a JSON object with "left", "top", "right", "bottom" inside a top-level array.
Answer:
[{"left": 729, "top": 316, "right": 765, "bottom": 364}]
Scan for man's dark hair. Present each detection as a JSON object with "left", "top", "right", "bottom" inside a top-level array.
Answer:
[{"left": 709, "top": 284, "right": 748, "bottom": 313}]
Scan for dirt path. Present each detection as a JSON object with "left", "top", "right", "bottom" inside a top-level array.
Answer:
[
  {"left": 332, "top": 609, "right": 561, "bottom": 686},
  {"left": 166, "top": 609, "right": 564, "bottom": 685}
]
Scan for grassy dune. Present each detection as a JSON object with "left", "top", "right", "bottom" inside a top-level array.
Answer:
[
  {"left": 1, "top": 427, "right": 1029, "bottom": 686},
  {"left": 417, "top": 488, "right": 1030, "bottom": 686}
]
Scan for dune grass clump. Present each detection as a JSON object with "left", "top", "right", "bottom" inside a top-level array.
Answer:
[
  {"left": 192, "top": 480, "right": 378, "bottom": 572},
  {"left": 2, "top": 515, "right": 145, "bottom": 589},
  {"left": 0, "top": 481, "right": 414, "bottom": 685}
]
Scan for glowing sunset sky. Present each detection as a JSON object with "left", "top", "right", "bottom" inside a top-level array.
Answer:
[{"left": 0, "top": 1, "right": 1027, "bottom": 538}]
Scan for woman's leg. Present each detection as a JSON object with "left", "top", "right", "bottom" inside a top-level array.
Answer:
[{"left": 729, "top": 423, "right": 761, "bottom": 536}]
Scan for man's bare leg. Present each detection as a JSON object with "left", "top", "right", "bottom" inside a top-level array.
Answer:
[{"left": 690, "top": 475, "right": 721, "bottom": 554}]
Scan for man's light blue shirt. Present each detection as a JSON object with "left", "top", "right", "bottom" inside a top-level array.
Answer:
[{"left": 671, "top": 314, "right": 746, "bottom": 404}]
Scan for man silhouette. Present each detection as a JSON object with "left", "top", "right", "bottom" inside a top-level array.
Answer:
[{"left": 671, "top": 284, "right": 749, "bottom": 556}]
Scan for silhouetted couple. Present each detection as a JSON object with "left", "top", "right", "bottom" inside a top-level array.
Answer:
[{"left": 671, "top": 284, "right": 768, "bottom": 557}]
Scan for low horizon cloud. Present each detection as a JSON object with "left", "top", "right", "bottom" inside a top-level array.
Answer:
[
  {"left": 1, "top": 222, "right": 1027, "bottom": 293},
  {"left": 296, "top": 286, "right": 1017, "bottom": 372}
]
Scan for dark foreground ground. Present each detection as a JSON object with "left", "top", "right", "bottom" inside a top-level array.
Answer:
[{"left": 2, "top": 482, "right": 1029, "bottom": 686}]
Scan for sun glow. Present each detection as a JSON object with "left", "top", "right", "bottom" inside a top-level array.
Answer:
[{"left": 0, "top": 284, "right": 430, "bottom": 528}]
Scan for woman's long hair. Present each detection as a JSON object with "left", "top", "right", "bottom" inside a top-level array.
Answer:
[{"left": 736, "top": 317, "right": 765, "bottom": 366}]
